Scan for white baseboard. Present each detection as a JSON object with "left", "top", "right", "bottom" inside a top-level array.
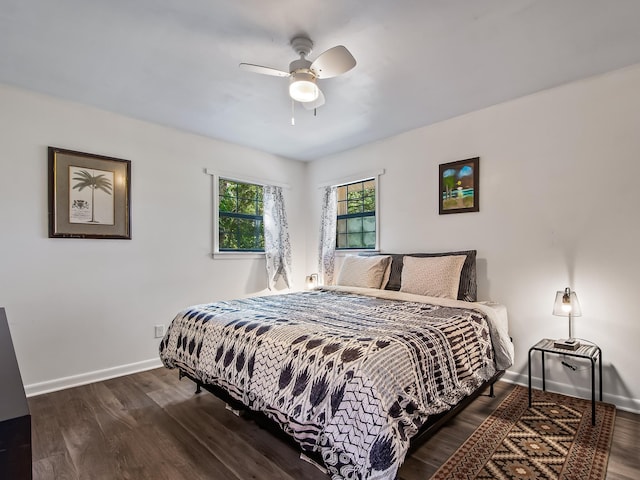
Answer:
[
  {"left": 502, "top": 370, "right": 640, "bottom": 414},
  {"left": 24, "top": 358, "right": 163, "bottom": 397}
]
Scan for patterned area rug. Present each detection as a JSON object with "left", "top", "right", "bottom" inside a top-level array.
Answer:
[{"left": 431, "top": 385, "right": 616, "bottom": 480}]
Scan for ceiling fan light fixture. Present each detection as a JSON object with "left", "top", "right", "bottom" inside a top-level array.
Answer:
[{"left": 289, "top": 72, "right": 319, "bottom": 103}]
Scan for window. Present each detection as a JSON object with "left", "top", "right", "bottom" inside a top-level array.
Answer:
[
  {"left": 336, "top": 178, "right": 376, "bottom": 250},
  {"left": 218, "top": 178, "right": 264, "bottom": 252}
]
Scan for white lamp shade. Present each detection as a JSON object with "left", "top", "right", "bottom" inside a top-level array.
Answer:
[
  {"left": 289, "top": 72, "right": 319, "bottom": 103},
  {"left": 552, "top": 288, "right": 582, "bottom": 317}
]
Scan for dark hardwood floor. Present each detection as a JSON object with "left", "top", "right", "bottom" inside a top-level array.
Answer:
[{"left": 28, "top": 368, "right": 640, "bottom": 479}]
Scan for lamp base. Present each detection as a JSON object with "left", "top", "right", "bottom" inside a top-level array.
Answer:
[{"left": 554, "top": 338, "right": 581, "bottom": 350}]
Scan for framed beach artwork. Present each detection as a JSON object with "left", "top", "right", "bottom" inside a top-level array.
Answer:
[
  {"left": 48, "top": 147, "right": 131, "bottom": 239},
  {"left": 439, "top": 157, "right": 479, "bottom": 215}
]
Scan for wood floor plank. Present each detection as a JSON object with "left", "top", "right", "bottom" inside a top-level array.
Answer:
[
  {"left": 94, "top": 375, "right": 239, "bottom": 480},
  {"left": 163, "top": 398, "right": 301, "bottom": 480},
  {"left": 53, "top": 388, "right": 116, "bottom": 479},
  {"left": 209, "top": 404, "right": 328, "bottom": 480},
  {"left": 28, "top": 368, "right": 640, "bottom": 480},
  {"left": 607, "top": 411, "right": 640, "bottom": 480},
  {"left": 28, "top": 393, "right": 69, "bottom": 462},
  {"left": 32, "top": 454, "right": 77, "bottom": 480}
]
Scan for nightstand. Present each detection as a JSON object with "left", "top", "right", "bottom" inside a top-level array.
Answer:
[{"left": 528, "top": 338, "right": 602, "bottom": 425}]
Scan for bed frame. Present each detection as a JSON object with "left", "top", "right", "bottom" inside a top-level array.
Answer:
[{"left": 177, "top": 368, "right": 504, "bottom": 467}]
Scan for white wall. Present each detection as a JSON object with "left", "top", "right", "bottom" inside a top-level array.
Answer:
[
  {"left": 0, "top": 84, "right": 307, "bottom": 395},
  {"left": 306, "top": 64, "right": 640, "bottom": 412},
  {"left": 3, "top": 63, "right": 640, "bottom": 413}
]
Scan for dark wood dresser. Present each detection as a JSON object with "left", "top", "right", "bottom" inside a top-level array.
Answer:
[{"left": 0, "top": 307, "right": 32, "bottom": 479}]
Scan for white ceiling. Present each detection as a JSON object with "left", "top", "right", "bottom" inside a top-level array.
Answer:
[{"left": 2, "top": 1, "right": 640, "bottom": 161}]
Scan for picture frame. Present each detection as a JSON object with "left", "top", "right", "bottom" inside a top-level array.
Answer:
[
  {"left": 48, "top": 147, "right": 131, "bottom": 239},
  {"left": 439, "top": 157, "right": 479, "bottom": 215}
]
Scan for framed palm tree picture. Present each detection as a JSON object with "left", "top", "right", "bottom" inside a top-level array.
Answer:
[{"left": 48, "top": 147, "right": 131, "bottom": 239}]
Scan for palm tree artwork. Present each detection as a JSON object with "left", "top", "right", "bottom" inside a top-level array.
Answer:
[{"left": 70, "top": 167, "right": 114, "bottom": 224}]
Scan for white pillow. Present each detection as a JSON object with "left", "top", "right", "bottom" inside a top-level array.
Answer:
[
  {"left": 400, "top": 255, "right": 466, "bottom": 299},
  {"left": 336, "top": 255, "right": 391, "bottom": 289}
]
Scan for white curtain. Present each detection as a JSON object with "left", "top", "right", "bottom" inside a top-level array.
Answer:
[
  {"left": 263, "top": 185, "right": 292, "bottom": 290},
  {"left": 318, "top": 186, "right": 337, "bottom": 285}
]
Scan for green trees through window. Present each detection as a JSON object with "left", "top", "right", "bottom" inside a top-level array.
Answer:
[
  {"left": 336, "top": 179, "right": 376, "bottom": 249},
  {"left": 218, "top": 178, "right": 264, "bottom": 251}
]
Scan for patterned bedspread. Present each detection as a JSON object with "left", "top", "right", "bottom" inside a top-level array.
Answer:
[{"left": 159, "top": 288, "right": 510, "bottom": 480}]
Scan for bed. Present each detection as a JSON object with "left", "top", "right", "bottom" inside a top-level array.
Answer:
[{"left": 159, "top": 251, "right": 514, "bottom": 480}]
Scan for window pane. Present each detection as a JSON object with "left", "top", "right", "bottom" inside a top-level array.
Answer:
[
  {"left": 347, "top": 187, "right": 363, "bottom": 200},
  {"left": 347, "top": 217, "right": 362, "bottom": 233},
  {"left": 219, "top": 195, "right": 237, "bottom": 213},
  {"left": 219, "top": 179, "right": 236, "bottom": 196},
  {"left": 236, "top": 183, "right": 254, "bottom": 198},
  {"left": 347, "top": 201, "right": 363, "bottom": 214},
  {"left": 219, "top": 217, "right": 264, "bottom": 250},
  {"left": 363, "top": 193, "right": 375, "bottom": 212},
  {"left": 336, "top": 185, "right": 348, "bottom": 202},
  {"left": 337, "top": 219, "right": 347, "bottom": 234},
  {"left": 363, "top": 232, "right": 376, "bottom": 248},
  {"left": 219, "top": 216, "right": 240, "bottom": 249},
  {"left": 348, "top": 181, "right": 363, "bottom": 192},
  {"left": 238, "top": 197, "right": 258, "bottom": 215},
  {"left": 219, "top": 215, "right": 236, "bottom": 232},
  {"left": 219, "top": 232, "right": 235, "bottom": 249},
  {"left": 337, "top": 200, "right": 348, "bottom": 216},
  {"left": 337, "top": 233, "right": 348, "bottom": 248},
  {"left": 347, "top": 233, "right": 364, "bottom": 248},
  {"left": 363, "top": 216, "right": 376, "bottom": 232}
]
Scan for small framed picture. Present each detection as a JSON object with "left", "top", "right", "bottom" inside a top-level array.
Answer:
[
  {"left": 48, "top": 147, "right": 131, "bottom": 239},
  {"left": 439, "top": 157, "right": 479, "bottom": 215}
]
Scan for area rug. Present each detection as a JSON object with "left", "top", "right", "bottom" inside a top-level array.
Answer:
[{"left": 431, "top": 385, "right": 616, "bottom": 480}]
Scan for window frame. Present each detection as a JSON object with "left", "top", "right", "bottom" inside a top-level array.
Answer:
[
  {"left": 209, "top": 170, "right": 290, "bottom": 259},
  {"left": 335, "top": 178, "right": 378, "bottom": 251},
  {"left": 217, "top": 177, "right": 265, "bottom": 253},
  {"left": 322, "top": 169, "right": 383, "bottom": 254}
]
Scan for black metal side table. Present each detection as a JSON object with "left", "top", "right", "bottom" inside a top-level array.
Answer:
[{"left": 528, "top": 338, "right": 602, "bottom": 425}]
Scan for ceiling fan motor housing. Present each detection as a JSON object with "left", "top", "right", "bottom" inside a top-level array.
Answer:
[
  {"left": 289, "top": 58, "right": 313, "bottom": 75},
  {"left": 290, "top": 36, "right": 313, "bottom": 58}
]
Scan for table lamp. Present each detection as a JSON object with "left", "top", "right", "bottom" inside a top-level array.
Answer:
[
  {"left": 552, "top": 287, "right": 582, "bottom": 350},
  {"left": 305, "top": 273, "right": 318, "bottom": 290}
]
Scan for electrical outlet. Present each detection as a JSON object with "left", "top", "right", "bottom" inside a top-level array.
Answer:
[{"left": 154, "top": 325, "right": 165, "bottom": 338}]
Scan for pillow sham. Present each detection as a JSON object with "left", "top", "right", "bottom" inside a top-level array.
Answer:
[
  {"left": 400, "top": 255, "right": 466, "bottom": 299},
  {"left": 380, "top": 250, "right": 477, "bottom": 301},
  {"left": 336, "top": 255, "right": 391, "bottom": 289}
]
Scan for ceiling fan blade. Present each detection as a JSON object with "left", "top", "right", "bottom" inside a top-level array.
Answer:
[
  {"left": 302, "top": 89, "right": 325, "bottom": 110},
  {"left": 310, "top": 46, "right": 356, "bottom": 79},
  {"left": 239, "top": 63, "right": 290, "bottom": 77}
]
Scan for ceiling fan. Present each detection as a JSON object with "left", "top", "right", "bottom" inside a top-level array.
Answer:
[{"left": 239, "top": 36, "right": 356, "bottom": 111}]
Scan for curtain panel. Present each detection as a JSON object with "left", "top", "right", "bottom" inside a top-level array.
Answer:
[
  {"left": 318, "top": 186, "right": 337, "bottom": 285},
  {"left": 263, "top": 185, "right": 292, "bottom": 289}
]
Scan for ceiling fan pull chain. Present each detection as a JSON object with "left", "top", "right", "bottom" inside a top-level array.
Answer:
[{"left": 291, "top": 99, "right": 295, "bottom": 126}]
